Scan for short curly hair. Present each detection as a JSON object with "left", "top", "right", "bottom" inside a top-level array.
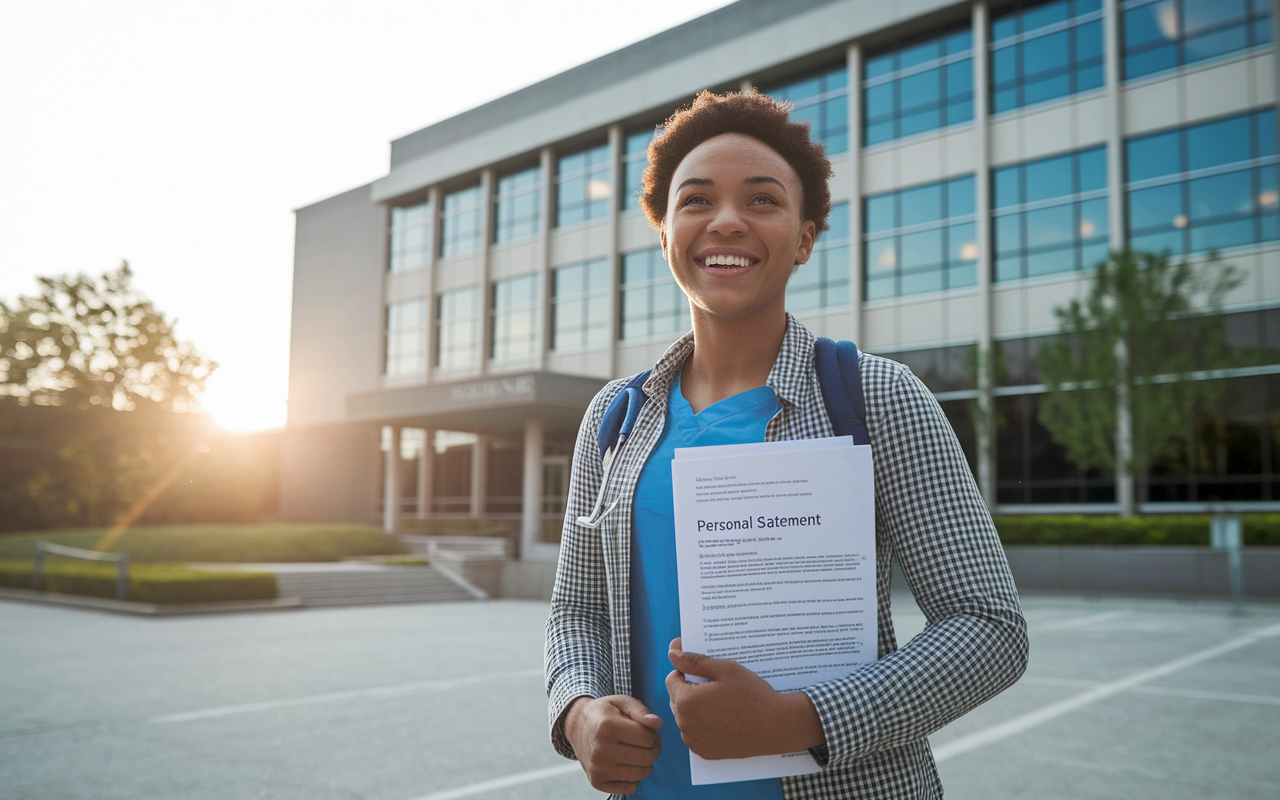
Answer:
[{"left": 639, "top": 90, "right": 833, "bottom": 236}]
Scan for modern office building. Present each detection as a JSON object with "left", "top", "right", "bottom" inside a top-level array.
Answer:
[{"left": 283, "top": 0, "right": 1280, "bottom": 565}]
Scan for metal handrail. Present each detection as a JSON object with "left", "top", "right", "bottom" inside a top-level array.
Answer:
[{"left": 33, "top": 542, "right": 130, "bottom": 601}]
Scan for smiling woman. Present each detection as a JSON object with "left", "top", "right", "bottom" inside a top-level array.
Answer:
[{"left": 545, "top": 91, "right": 1027, "bottom": 800}]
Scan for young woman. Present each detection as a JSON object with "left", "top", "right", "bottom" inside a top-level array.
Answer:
[{"left": 545, "top": 91, "right": 1027, "bottom": 799}]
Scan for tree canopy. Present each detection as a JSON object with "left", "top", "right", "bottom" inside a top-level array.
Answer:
[
  {"left": 0, "top": 261, "right": 216, "bottom": 411},
  {"left": 1038, "top": 248, "right": 1241, "bottom": 514}
]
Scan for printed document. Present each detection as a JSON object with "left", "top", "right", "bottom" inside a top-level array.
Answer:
[{"left": 671, "top": 436, "right": 876, "bottom": 785}]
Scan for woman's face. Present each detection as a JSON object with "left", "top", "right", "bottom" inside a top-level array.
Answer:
[{"left": 661, "top": 132, "right": 816, "bottom": 324}]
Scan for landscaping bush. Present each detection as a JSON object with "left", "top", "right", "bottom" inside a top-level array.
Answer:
[
  {"left": 0, "top": 560, "right": 276, "bottom": 604},
  {"left": 0, "top": 523, "right": 407, "bottom": 563},
  {"left": 993, "top": 514, "right": 1280, "bottom": 547}
]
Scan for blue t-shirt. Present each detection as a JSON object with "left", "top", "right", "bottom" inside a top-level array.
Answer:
[{"left": 629, "top": 375, "right": 785, "bottom": 800}]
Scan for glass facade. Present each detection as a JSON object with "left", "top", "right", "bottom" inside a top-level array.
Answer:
[
  {"left": 1126, "top": 109, "right": 1279, "bottom": 255},
  {"left": 997, "top": 392, "right": 1116, "bottom": 503},
  {"left": 493, "top": 166, "right": 541, "bottom": 243},
  {"left": 385, "top": 300, "right": 428, "bottom": 378},
  {"left": 993, "top": 146, "right": 1110, "bottom": 282},
  {"left": 1122, "top": 0, "right": 1272, "bottom": 80},
  {"left": 389, "top": 201, "right": 432, "bottom": 273},
  {"left": 763, "top": 65, "right": 850, "bottom": 154},
  {"left": 620, "top": 247, "right": 690, "bottom": 340},
  {"left": 788, "top": 202, "right": 851, "bottom": 311},
  {"left": 623, "top": 130, "right": 654, "bottom": 212},
  {"left": 436, "top": 287, "right": 480, "bottom": 369},
  {"left": 864, "top": 28, "right": 974, "bottom": 146},
  {"left": 557, "top": 144, "right": 611, "bottom": 227},
  {"left": 864, "top": 175, "right": 978, "bottom": 300},
  {"left": 440, "top": 185, "right": 484, "bottom": 258},
  {"left": 491, "top": 274, "right": 539, "bottom": 361},
  {"left": 991, "top": 0, "right": 1105, "bottom": 113},
  {"left": 552, "top": 258, "right": 611, "bottom": 350}
]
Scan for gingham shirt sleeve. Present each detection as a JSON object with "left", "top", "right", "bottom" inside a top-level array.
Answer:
[
  {"left": 801, "top": 360, "right": 1028, "bottom": 765},
  {"left": 544, "top": 378, "right": 628, "bottom": 759}
]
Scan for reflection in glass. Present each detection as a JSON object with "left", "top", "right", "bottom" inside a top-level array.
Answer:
[
  {"left": 863, "top": 175, "right": 976, "bottom": 299},
  {"left": 1122, "top": 0, "right": 1270, "bottom": 79},
  {"left": 553, "top": 259, "right": 611, "bottom": 350},
  {"left": 991, "top": 0, "right": 1105, "bottom": 113},
  {"left": 557, "top": 144, "right": 611, "bottom": 227},
  {"left": 863, "top": 27, "right": 973, "bottom": 146}
]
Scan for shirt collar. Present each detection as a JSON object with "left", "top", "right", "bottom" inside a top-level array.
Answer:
[{"left": 641, "top": 312, "right": 816, "bottom": 410}]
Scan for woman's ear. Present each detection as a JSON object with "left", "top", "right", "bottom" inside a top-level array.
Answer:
[
  {"left": 660, "top": 226, "right": 668, "bottom": 263},
  {"left": 794, "top": 220, "right": 817, "bottom": 266}
]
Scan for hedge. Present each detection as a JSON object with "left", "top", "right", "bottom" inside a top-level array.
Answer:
[
  {"left": 0, "top": 560, "right": 276, "bottom": 604},
  {"left": 993, "top": 514, "right": 1280, "bottom": 547},
  {"left": 0, "top": 523, "right": 406, "bottom": 564}
]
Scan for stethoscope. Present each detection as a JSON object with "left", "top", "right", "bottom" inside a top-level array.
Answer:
[{"left": 575, "top": 385, "right": 646, "bottom": 529}]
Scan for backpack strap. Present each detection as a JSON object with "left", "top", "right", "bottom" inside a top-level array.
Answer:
[
  {"left": 596, "top": 369, "right": 652, "bottom": 459},
  {"left": 813, "top": 337, "right": 869, "bottom": 445}
]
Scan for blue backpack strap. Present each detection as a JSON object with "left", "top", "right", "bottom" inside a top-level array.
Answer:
[
  {"left": 597, "top": 369, "right": 652, "bottom": 458},
  {"left": 813, "top": 337, "right": 869, "bottom": 445}
]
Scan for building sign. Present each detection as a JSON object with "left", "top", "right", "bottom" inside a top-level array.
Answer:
[{"left": 448, "top": 376, "right": 535, "bottom": 405}]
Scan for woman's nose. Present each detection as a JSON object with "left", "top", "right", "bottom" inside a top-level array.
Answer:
[{"left": 706, "top": 204, "right": 747, "bottom": 236}]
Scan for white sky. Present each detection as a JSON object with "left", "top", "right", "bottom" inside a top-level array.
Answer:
[{"left": 0, "top": 0, "right": 735, "bottom": 430}]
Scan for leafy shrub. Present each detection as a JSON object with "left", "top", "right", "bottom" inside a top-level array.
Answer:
[
  {"left": 0, "top": 560, "right": 276, "bottom": 604},
  {"left": 993, "top": 514, "right": 1280, "bottom": 546}
]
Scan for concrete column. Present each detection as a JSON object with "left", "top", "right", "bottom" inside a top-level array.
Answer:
[
  {"left": 973, "top": 1, "right": 997, "bottom": 509},
  {"left": 539, "top": 147, "right": 556, "bottom": 370},
  {"left": 425, "top": 186, "right": 441, "bottom": 381},
  {"left": 846, "top": 43, "right": 864, "bottom": 346},
  {"left": 479, "top": 168, "right": 495, "bottom": 375},
  {"left": 383, "top": 425, "right": 401, "bottom": 532},
  {"left": 607, "top": 126, "right": 623, "bottom": 377},
  {"left": 1104, "top": 0, "right": 1135, "bottom": 514},
  {"left": 521, "top": 416, "right": 545, "bottom": 558},
  {"left": 469, "top": 434, "right": 489, "bottom": 518},
  {"left": 417, "top": 429, "right": 435, "bottom": 519}
]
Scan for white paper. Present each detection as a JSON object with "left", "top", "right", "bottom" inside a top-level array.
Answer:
[{"left": 671, "top": 438, "right": 876, "bottom": 785}]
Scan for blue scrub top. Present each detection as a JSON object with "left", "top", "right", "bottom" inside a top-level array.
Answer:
[{"left": 629, "top": 375, "right": 785, "bottom": 800}]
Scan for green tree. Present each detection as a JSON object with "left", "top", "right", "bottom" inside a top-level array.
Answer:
[
  {"left": 1038, "top": 248, "right": 1240, "bottom": 517},
  {"left": 0, "top": 261, "right": 216, "bottom": 411}
]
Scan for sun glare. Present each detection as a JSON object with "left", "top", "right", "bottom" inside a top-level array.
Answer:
[{"left": 200, "top": 380, "right": 287, "bottom": 432}]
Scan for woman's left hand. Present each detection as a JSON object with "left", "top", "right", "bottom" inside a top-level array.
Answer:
[{"left": 666, "top": 637, "right": 826, "bottom": 760}]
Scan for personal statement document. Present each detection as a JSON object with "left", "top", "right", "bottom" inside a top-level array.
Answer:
[{"left": 671, "top": 436, "right": 876, "bottom": 785}]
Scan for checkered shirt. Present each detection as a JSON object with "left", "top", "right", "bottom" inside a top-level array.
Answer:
[{"left": 545, "top": 314, "right": 1028, "bottom": 799}]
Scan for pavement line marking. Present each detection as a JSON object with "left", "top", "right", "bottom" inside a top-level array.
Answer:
[
  {"left": 1031, "top": 611, "right": 1127, "bottom": 632},
  {"left": 933, "top": 621, "right": 1280, "bottom": 763},
  {"left": 404, "top": 764, "right": 580, "bottom": 800},
  {"left": 150, "top": 669, "right": 543, "bottom": 723},
  {"left": 1024, "top": 676, "right": 1280, "bottom": 707}
]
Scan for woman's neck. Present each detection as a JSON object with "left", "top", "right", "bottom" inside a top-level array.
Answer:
[{"left": 680, "top": 305, "right": 788, "bottom": 413}]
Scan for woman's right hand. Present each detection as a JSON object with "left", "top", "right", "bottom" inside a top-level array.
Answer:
[{"left": 564, "top": 695, "right": 663, "bottom": 795}]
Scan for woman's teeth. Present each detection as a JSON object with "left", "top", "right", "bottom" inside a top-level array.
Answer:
[{"left": 704, "top": 255, "right": 752, "bottom": 267}]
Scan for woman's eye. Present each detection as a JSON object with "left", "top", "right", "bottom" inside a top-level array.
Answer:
[
  {"left": 683, "top": 196, "right": 710, "bottom": 206},
  {"left": 750, "top": 195, "right": 776, "bottom": 205}
]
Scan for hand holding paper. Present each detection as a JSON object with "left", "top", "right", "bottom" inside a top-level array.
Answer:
[{"left": 666, "top": 638, "right": 826, "bottom": 761}]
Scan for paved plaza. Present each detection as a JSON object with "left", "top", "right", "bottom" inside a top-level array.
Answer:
[{"left": 2, "top": 591, "right": 1277, "bottom": 800}]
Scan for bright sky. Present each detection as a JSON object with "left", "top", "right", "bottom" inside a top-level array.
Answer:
[{"left": 0, "top": 0, "right": 735, "bottom": 431}]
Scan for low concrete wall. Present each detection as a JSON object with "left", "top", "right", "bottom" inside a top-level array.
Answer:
[
  {"left": 1003, "top": 547, "right": 1280, "bottom": 599},
  {"left": 471, "top": 547, "right": 1280, "bottom": 602}
]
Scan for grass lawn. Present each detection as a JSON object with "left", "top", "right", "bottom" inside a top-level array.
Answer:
[{"left": 0, "top": 523, "right": 407, "bottom": 564}]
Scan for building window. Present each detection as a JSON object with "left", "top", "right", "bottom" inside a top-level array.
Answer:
[
  {"left": 620, "top": 247, "right": 690, "bottom": 341},
  {"left": 557, "top": 144, "right": 611, "bottom": 227},
  {"left": 623, "top": 130, "right": 655, "bottom": 212},
  {"left": 493, "top": 165, "right": 541, "bottom": 243},
  {"left": 1126, "top": 109, "right": 1279, "bottom": 255},
  {"left": 873, "top": 343, "right": 977, "bottom": 393},
  {"left": 389, "top": 201, "right": 432, "bottom": 273},
  {"left": 1122, "top": 0, "right": 1273, "bottom": 80},
  {"left": 990, "top": 0, "right": 1105, "bottom": 114},
  {"left": 788, "top": 202, "right": 851, "bottom": 311},
  {"left": 864, "top": 175, "right": 978, "bottom": 300},
  {"left": 436, "top": 287, "right": 480, "bottom": 369},
  {"left": 993, "top": 146, "right": 1110, "bottom": 282},
  {"left": 553, "top": 258, "right": 611, "bottom": 350},
  {"left": 762, "top": 65, "right": 850, "bottom": 154},
  {"left": 863, "top": 27, "right": 974, "bottom": 146},
  {"left": 491, "top": 274, "right": 539, "bottom": 361},
  {"left": 440, "top": 185, "right": 484, "bottom": 258},
  {"left": 385, "top": 299, "right": 427, "bottom": 378},
  {"left": 997, "top": 393, "right": 1116, "bottom": 504}
]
